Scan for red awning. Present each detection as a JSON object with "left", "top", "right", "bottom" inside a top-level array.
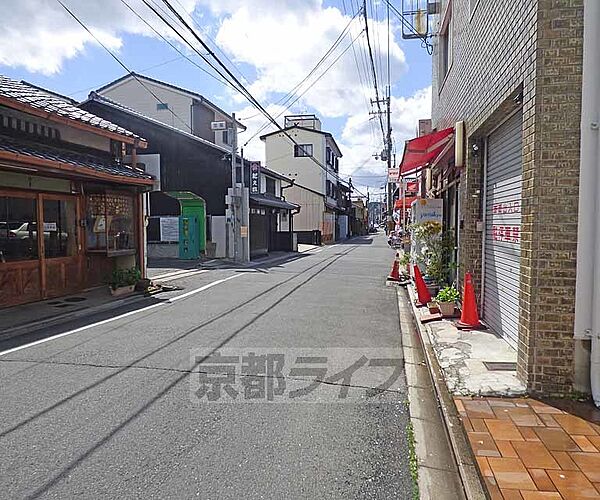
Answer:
[
  {"left": 399, "top": 127, "right": 454, "bottom": 175},
  {"left": 394, "top": 196, "right": 419, "bottom": 210}
]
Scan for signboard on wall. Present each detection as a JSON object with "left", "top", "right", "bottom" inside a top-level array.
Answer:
[
  {"left": 211, "top": 121, "right": 227, "bottom": 130},
  {"left": 160, "top": 217, "right": 179, "bottom": 242},
  {"left": 250, "top": 161, "right": 261, "bottom": 194},
  {"left": 411, "top": 198, "right": 443, "bottom": 225}
]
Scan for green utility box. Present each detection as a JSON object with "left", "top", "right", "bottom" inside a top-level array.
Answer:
[
  {"left": 165, "top": 191, "right": 206, "bottom": 254},
  {"left": 179, "top": 216, "right": 199, "bottom": 260}
]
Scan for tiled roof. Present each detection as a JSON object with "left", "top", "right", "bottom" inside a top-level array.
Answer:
[
  {"left": 0, "top": 134, "right": 152, "bottom": 181},
  {"left": 0, "top": 75, "right": 142, "bottom": 141}
]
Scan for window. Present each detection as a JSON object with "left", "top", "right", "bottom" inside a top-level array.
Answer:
[
  {"left": 86, "top": 193, "right": 135, "bottom": 254},
  {"left": 327, "top": 180, "right": 335, "bottom": 198},
  {"left": 0, "top": 196, "right": 38, "bottom": 262},
  {"left": 266, "top": 177, "right": 276, "bottom": 195},
  {"left": 439, "top": 4, "right": 453, "bottom": 80},
  {"left": 156, "top": 102, "right": 169, "bottom": 111},
  {"left": 43, "top": 198, "right": 77, "bottom": 258},
  {"left": 222, "top": 130, "right": 229, "bottom": 145},
  {"left": 326, "top": 147, "right": 333, "bottom": 165},
  {"left": 294, "top": 144, "right": 313, "bottom": 157}
]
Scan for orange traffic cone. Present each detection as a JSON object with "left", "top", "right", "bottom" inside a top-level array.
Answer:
[
  {"left": 413, "top": 265, "right": 432, "bottom": 307},
  {"left": 456, "top": 273, "right": 485, "bottom": 329},
  {"left": 387, "top": 254, "right": 402, "bottom": 282}
]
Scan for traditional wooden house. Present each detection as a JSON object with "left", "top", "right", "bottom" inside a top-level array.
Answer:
[{"left": 0, "top": 76, "right": 153, "bottom": 308}]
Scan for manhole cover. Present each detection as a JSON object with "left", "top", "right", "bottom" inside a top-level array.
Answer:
[
  {"left": 483, "top": 361, "right": 517, "bottom": 371},
  {"left": 64, "top": 297, "right": 87, "bottom": 303},
  {"left": 46, "top": 301, "right": 62, "bottom": 305}
]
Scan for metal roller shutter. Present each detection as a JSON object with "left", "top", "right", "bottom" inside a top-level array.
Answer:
[{"left": 483, "top": 111, "right": 523, "bottom": 350}]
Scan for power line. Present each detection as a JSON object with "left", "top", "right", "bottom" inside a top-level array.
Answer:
[
  {"left": 56, "top": 0, "right": 193, "bottom": 134},
  {"left": 362, "top": 0, "right": 386, "bottom": 143},
  {"left": 119, "top": 0, "right": 234, "bottom": 90},
  {"left": 242, "top": 28, "right": 365, "bottom": 147},
  {"left": 67, "top": 55, "right": 184, "bottom": 97},
  {"left": 341, "top": 0, "right": 377, "bottom": 147},
  {"left": 239, "top": 5, "right": 363, "bottom": 122},
  {"left": 156, "top": 0, "right": 344, "bottom": 184},
  {"left": 171, "top": 0, "right": 251, "bottom": 86}
]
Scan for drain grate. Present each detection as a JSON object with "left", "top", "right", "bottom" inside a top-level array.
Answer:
[
  {"left": 54, "top": 303, "right": 75, "bottom": 308},
  {"left": 483, "top": 361, "right": 517, "bottom": 371}
]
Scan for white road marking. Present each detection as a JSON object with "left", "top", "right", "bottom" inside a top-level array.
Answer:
[
  {"left": 149, "top": 268, "right": 203, "bottom": 280},
  {"left": 167, "top": 274, "right": 240, "bottom": 302},
  {"left": 154, "top": 269, "right": 208, "bottom": 282},
  {"left": 0, "top": 274, "right": 243, "bottom": 357}
]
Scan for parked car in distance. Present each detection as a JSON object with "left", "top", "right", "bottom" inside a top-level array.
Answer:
[{"left": 10, "top": 222, "right": 68, "bottom": 240}]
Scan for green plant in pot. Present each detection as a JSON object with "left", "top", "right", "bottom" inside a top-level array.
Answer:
[
  {"left": 109, "top": 266, "right": 141, "bottom": 296},
  {"left": 424, "top": 231, "right": 457, "bottom": 293},
  {"left": 435, "top": 285, "right": 460, "bottom": 317}
]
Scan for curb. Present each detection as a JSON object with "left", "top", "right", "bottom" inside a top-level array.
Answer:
[
  {"left": 0, "top": 293, "right": 150, "bottom": 342},
  {"left": 403, "top": 284, "right": 488, "bottom": 500}
]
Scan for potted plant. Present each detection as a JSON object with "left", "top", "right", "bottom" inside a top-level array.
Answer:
[
  {"left": 109, "top": 267, "right": 141, "bottom": 296},
  {"left": 398, "top": 252, "right": 411, "bottom": 273},
  {"left": 435, "top": 285, "right": 460, "bottom": 317},
  {"left": 427, "top": 300, "right": 440, "bottom": 314}
]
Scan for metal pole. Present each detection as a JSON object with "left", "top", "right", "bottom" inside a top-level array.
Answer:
[{"left": 402, "top": 176, "right": 406, "bottom": 230}]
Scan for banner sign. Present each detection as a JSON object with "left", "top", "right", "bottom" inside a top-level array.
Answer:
[{"left": 250, "top": 161, "right": 261, "bottom": 194}]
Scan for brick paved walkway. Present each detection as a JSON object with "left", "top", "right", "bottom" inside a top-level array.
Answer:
[{"left": 456, "top": 397, "right": 600, "bottom": 499}]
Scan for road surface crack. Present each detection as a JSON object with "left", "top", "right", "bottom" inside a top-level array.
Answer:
[{"left": 0, "top": 357, "right": 405, "bottom": 394}]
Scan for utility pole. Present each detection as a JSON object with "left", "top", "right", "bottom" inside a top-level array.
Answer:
[
  {"left": 240, "top": 146, "right": 250, "bottom": 263},
  {"left": 366, "top": 187, "right": 370, "bottom": 227},
  {"left": 229, "top": 112, "right": 241, "bottom": 262},
  {"left": 386, "top": 91, "right": 393, "bottom": 220}
]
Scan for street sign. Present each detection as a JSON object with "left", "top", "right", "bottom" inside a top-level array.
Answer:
[
  {"left": 211, "top": 121, "right": 227, "bottom": 130},
  {"left": 240, "top": 226, "right": 248, "bottom": 238},
  {"left": 250, "top": 161, "right": 261, "bottom": 194},
  {"left": 387, "top": 167, "right": 400, "bottom": 182}
]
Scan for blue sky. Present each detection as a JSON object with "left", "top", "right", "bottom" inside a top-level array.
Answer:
[{"left": 0, "top": 0, "right": 432, "bottom": 193}]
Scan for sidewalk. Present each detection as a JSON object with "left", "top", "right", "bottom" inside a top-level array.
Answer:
[
  {"left": 0, "top": 286, "right": 147, "bottom": 341},
  {"left": 400, "top": 280, "right": 600, "bottom": 499},
  {"left": 457, "top": 396, "right": 600, "bottom": 499}
]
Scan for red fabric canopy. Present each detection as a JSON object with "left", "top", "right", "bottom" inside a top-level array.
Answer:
[
  {"left": 394, "top": 196, "right": 419, "bottom": 210},
  {"left": 399, "top": 127, "right": 454, "bottom": 175}
]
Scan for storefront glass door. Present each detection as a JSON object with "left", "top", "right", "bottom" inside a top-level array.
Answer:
[{"left": 41, "top": 194, "right": 80, "bottom": 298}]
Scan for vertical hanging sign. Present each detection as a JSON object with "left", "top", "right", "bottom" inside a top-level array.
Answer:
[{"left": 250, "top": 161, "right": 261, "bottom": 194}]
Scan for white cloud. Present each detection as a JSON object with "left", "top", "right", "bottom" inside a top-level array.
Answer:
[
  {"left": 0, "top": 0, "right": 431, "bottom": 199},
  {"left": 337, "top": 86, "right": 432, "bottom": 194},
  {"left": 202, "top": 0, "right": 407, "bottom": 118},
  {"left": 0, "top": 0, "right": 206, "bottom": 75}
]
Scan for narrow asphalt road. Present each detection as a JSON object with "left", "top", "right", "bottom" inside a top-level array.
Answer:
[{"left": 0, "top": 234, "right": 414, "bottom": 499}]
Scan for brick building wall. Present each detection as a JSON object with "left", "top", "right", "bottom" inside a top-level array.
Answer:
[
  {"left": 431, "top": 0, "right": 584, "bottom": 394},
  {"left": 521, "top": 0, "right": 584, "bottom": 394}
]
